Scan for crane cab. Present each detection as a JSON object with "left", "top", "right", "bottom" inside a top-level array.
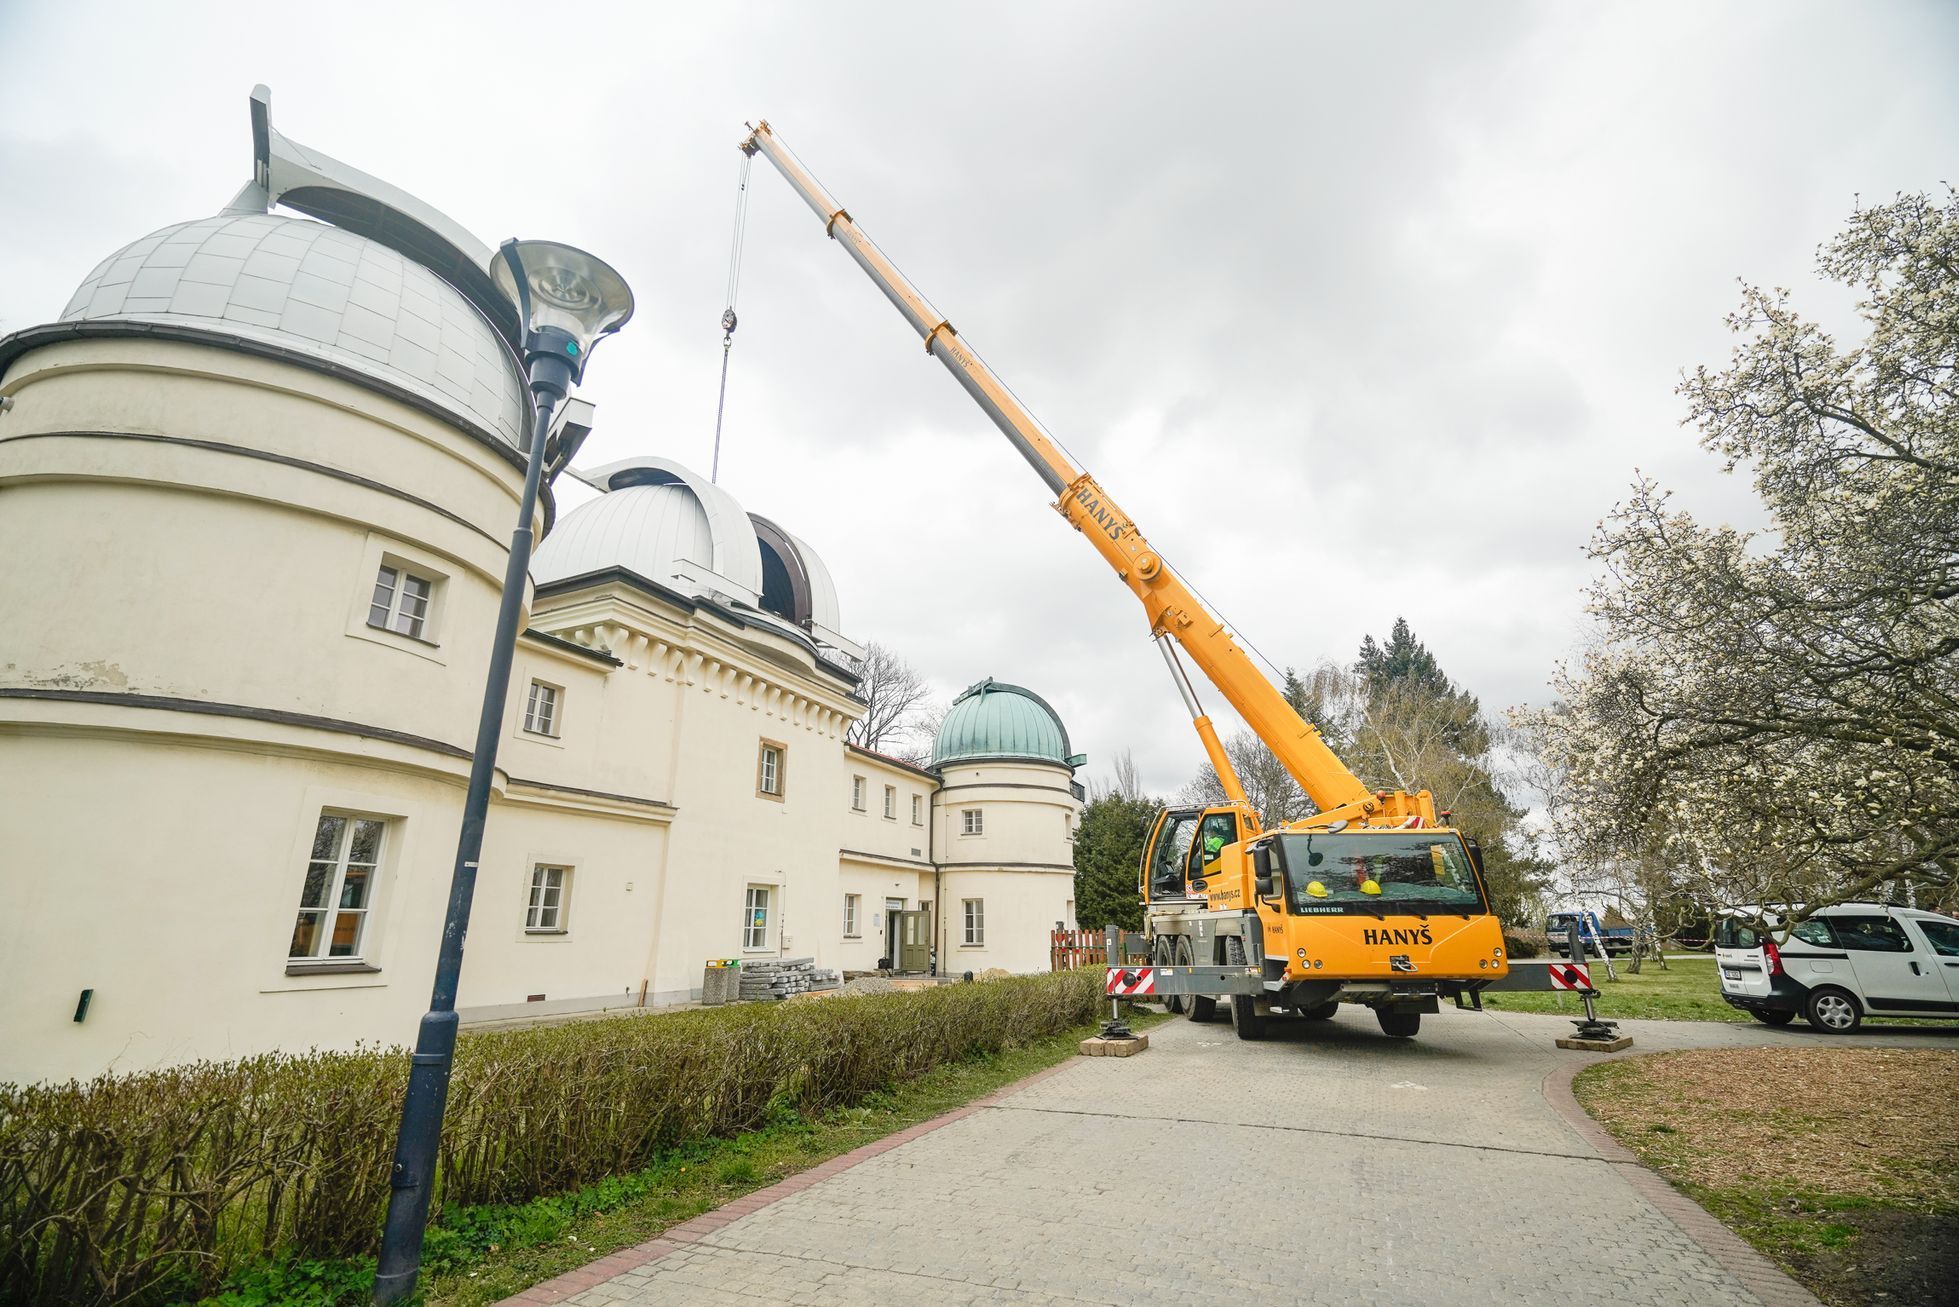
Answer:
[{"left": 1142, "top": 805, "right": 1257, "bottom": 905}]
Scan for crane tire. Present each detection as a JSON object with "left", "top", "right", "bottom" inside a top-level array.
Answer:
[
  {"left": 1153, "top": 937, "right": 1185, "bottom": 1015},
  {"left": 1224, "top": 937, "right": 1266, "bottom": 1040},
  {"left": 1179, "top": 937, "right": 1218, "bottom": 1022},
  {"left": 1376, "top": 1008, "right": 1421, "bottom": 1038},
  {"left": 1300, "top": 1001, "right": 1339, "bottom": 1021}
]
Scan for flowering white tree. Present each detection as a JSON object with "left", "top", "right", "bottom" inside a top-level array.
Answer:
[{"left": 1522, "top": 189, "right": 1959, "bottom": 919}]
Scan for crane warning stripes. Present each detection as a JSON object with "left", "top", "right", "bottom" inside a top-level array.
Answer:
[
  {"left": 1106, "top": 966, "right": 1157, "bottom": 997},
  {"left": 1547, "top": 961, "right": 1592, "bottom": 991}
]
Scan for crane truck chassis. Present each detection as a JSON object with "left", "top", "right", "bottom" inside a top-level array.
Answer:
[{"left": 739, "top": 121, "right": 1577, "bottom": 1042}]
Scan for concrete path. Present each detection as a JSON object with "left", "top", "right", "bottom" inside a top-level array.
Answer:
[{"left": 503, "top": 1007, "right": 1956, "bottom": 1307}]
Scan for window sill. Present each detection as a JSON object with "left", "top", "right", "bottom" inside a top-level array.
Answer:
[
  {"left": 365, "top": 620, "right": 439, "bottom": 648},
  {"left": 525, "top": 929, "right": 569, "bottom": 937},
  {"left": 843, "top": 934, "right": 862, "bottom": 940},
  {"left": 757, "top": 791, "right": 785, "bottom": 802},
  {"left": 959, "top": 943, "right": 985, "bottom": 949},
  {"left": 286, "top": 960, "right": 381, "bottom": 976}
]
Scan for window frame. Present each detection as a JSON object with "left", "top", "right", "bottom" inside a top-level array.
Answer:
[
  {"left": 367, "top": 561, "right": 438, "bottom": 642},
  {"left": 525, "top": 863, "right": 572, "bottom": 934},
  {"left": 843, "top": 893, "right": 861, "bottom": 938},
  {"left": 961, "top": 807, "right": 984, "bottom": 836},
  {"left": 743, "top": 884, "right": 772, "bottom": 952},
  {"left": 522, "top": 679, "right": 562, "bottom": 738},
  {"left": 883, "top": 784, "right": 897, "bottom": 820},
  {"left": 757, "top": 740, "right": 786, "bottom": 800},
  {"left": 289, "top": 810, "right": 388, "bottom": 964},
  {"left": 911, "top": 793, "right": 923, "bottom": 825},
  {"left": 962, "top": 897, "right": 985, "bottom": 946},
  {"left": 851, "top": 775, "right": 867, "bottom": 812},
  {"left": 1829, "top": 913, "right": 1914, "bottom": 953}
]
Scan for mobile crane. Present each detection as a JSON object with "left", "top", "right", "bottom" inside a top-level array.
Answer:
[{"left": 741, "top": 122, "right": 1511, "bottom": 1039}]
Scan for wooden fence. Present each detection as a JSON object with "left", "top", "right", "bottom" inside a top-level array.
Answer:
[{"left": 1049, "top": 928, "right": 1149, "bottom": 972}]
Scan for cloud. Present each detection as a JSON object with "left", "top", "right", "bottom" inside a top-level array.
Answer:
[{"left": 4, "top": 0, "right": 1954, "bottom": 797}]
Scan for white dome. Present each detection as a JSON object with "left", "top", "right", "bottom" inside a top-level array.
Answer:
[
  {"left": 533, "top": 457, "right": 765, "bottom": 604},
  {"left": 59, "top": 212, "right": 527, "bottom": 447},
  {"left": 781, "top": 525, "right": 842, "bottom": 636}
]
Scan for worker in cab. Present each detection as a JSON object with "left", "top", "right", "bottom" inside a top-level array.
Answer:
[{"left": 1192, "top": 812, "right": 1236, "bottom": 878}]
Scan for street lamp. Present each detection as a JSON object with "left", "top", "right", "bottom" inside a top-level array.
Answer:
[{"left": 373, "top": 239, "right": 632, "bottom": 1305}]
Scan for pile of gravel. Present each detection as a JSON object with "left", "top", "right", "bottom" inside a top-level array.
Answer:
[{"left": 841, "top": 976, "right": 897, "bottom": 996}]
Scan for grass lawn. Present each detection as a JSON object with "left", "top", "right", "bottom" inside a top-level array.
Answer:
[
  {"left": 203, "top": 1004, "right": 1165, "bottom": 1307},
  {"left": 1481, "top": 954, "right": 1750, "bottom": 1023},
  {"left": 1575, "top": 1048, "right": 1959, "bottom": 1307}
]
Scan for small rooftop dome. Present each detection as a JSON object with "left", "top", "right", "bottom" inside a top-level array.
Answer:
[
  {"left": 931, "top": 678, "right": 1081, "bottom": 770},
  {"left": 53, "top": 212, "right": 527, "bottom": 447},
  {"left": 533, "top": 456, "right": 765, "bottom": 605}
]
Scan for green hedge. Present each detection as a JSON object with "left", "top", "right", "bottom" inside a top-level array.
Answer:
[{"left": 0, "top": 970, "right": 1101, "bottom": 1305}]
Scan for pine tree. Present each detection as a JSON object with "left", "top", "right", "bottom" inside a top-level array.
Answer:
[{"left": 1072, "top": 792, "right": 1156, "bottom": 932}]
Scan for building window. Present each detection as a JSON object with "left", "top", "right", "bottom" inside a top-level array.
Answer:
[
  {"left": 843, "top": 893, "right": 861, "bottom": 938},
  {"left": 851, "top": 775, "right": 867, "bottom": 811},
  {"left": 526, "top": 864, "right": 570, "bottom": 932},
  {"left": 290, "top": 811, "right": 385, "bottom": 960},
  {"left": 368, "top": 563, "right": 434, "bottom": 640},
  {"left": 744, "top": 885, "right": 772, "bottom": 950},
  {"left": 911, "top": 794, "right": 923, "bottom": 825},
  {"left": 757, "top": 741, "right": 785, "bottom": 799},
  {"left": 523, "top": 681, "right": 560, "bottom": 736},
  {"left": 963, "top": 898, "right": 985, "bottom": 946},
  {"left": 1065, "top": 812, "right": 1074, "bottom": 841},
  {"left": 961, "top": 808, "right": 984, "bottom": 836},
  {"left": 883, "top": 785, "right": 896, "bottom": 819}
]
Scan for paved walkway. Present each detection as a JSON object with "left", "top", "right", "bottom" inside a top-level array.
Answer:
[{"left": 502, "top": 1007, "right": 1956, "bottom": 1307}]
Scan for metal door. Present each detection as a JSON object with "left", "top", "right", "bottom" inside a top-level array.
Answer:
[
  {"left": 1835, "top": 913, "right": 1951, "bottom": 1014},
  {"left": 898, "top": 907, "right": 932, "bottom": 973}
]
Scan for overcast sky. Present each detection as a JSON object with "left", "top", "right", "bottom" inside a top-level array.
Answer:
[{"left": 4, "top": 2, "right": 1955, "bottom": 797}]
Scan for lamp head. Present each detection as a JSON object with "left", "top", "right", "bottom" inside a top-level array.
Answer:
[{"left": 494, "top": 239, "right": 634, "bottom": 388}]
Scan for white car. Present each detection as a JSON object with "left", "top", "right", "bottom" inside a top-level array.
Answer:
[{"left": 1713, "top": 903, "right": 1959, "bottom": 1032}]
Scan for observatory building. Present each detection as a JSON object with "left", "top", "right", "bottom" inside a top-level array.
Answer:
[{"left": 0, "top": 90, "right": 1082, "bottom": 1083}]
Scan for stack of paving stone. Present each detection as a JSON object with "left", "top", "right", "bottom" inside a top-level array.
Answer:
[
  {"left": 808, "top": 966, "right": 842, "bottom": 992},
  {"left": 737, "top": 957, "right": 819, "bottom": 1001}
]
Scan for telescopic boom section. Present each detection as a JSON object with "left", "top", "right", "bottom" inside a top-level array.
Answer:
[{"left": 742, "top": 121, "right": 1420, "bottom": 826}]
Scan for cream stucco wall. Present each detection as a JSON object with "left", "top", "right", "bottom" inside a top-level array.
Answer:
[{"left": 0, "top": 324, "right": 1088, "bottom": 1086}]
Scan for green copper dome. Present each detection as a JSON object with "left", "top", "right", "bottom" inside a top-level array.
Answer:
[{"left": 930, "top": 678, "right": 1082, "bottom": 769}]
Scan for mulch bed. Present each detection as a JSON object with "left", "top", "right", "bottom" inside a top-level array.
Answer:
[{"left": 1576, "top": 1047, "right": 1958, "bottom": 1307}]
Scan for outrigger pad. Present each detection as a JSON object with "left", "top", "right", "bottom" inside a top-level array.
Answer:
[
  {"left": 1079, "top": 1035, "right": 1150, "bottom": 1057},
  {"left": 1556, "top": 1034, "right": 1633, "bottom": 1052}
]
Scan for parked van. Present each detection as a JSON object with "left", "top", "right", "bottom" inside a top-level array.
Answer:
[{"left": 1714, "top": 903, "right": 1959, "bottom": 1031}]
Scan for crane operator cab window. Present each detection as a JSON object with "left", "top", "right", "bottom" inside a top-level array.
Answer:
[
  {"left": 1147, "top": 811, "right": 1200, "bottom": 901},
  {"left": 1187, "top": 811, "right": 1240, "bottom": 882}
]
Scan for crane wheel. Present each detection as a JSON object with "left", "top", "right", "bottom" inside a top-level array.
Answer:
[
  {"left": 1225, "top": 938, "right": 1266, "bottom": 1040},
  {"left": 1153, "top": 937, "right": 1185, "bottom": 1015},
  {"left": 1299, "top": 1001, "right": 1339, "bottom": 1021},
  {"left": 1376, "top": 1008, "right": 1420, "bottom": 1039},
  {"left": 1179, "top": 937, "right": 1218, "bottom": 1022}
]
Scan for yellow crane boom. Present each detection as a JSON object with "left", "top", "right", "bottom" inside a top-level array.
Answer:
[{"left": 741, "top": 121, "right": 1429, "bottom": 829}]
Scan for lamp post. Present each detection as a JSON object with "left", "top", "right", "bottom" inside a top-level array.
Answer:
[{"left": 373, "top": 239, "right": 633, "bottom": 1305}]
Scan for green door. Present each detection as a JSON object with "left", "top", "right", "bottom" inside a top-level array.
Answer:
[{"left": 898, "top": 907, "right": 932, "bottom": 973}]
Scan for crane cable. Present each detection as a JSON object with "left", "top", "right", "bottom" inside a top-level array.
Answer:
[{"left": 710, "top": 151, "right": 754, "bottom": 483}]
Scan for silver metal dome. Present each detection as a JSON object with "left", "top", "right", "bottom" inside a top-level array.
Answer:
[
  {"left": 59, "top": 212, "right": 527, "bottom": 447},
  {"left": 534, "top": 457, "right": 767, "bottom": 605}
]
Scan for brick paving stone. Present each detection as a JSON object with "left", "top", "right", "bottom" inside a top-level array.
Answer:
[{"left": 502, "top": 1009, "right": 1953, "bottom": 1306}]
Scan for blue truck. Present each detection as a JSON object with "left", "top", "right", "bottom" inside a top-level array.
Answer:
[{"left": 1545, "top": 910, "right": 1649, "bottom": 957}]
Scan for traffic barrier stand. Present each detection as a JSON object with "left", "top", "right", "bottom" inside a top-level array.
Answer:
[
  {"left": 1553, "top": 923, "right": 1631, "bottom": 1051},
  {"left": 1080, "top": 928, "right": 1150, "bottom": 1057}
]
